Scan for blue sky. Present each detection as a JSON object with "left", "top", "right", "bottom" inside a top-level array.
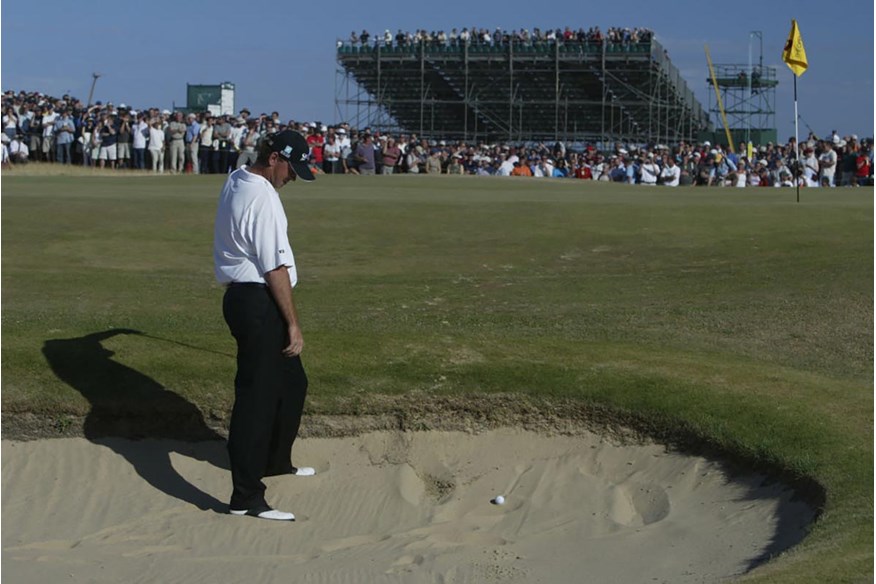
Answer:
[{"left": 2, "top": 0, "right": 872, "bottom": 141}]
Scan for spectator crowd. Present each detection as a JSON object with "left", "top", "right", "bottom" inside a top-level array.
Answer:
[
  {"left": 342, "top": 26, "right": 654, "bottom": 49},
  {"left": 2, "top": 89, "right": 872, "bottom": 188}
]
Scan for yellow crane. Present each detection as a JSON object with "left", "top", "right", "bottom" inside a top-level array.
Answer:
[{"left": 704, "top": 44, "right": 735, "bottom": 154}]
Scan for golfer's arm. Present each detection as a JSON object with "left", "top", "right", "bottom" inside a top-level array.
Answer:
[{"left": 264, "top": 266, "right": 300, "bottom": 330}]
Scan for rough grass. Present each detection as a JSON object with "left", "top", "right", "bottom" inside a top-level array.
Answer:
[{"left": 1, "top": 172, "right": 872, "bottom": 582}]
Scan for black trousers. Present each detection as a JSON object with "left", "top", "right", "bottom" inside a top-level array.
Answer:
[{"left": 223, "top": 285, "right": 308, "bottom": 510}]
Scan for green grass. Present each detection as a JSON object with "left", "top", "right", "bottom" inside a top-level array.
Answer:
[{"left": 2, "top": 173, "right": 872, "bottom": 582}]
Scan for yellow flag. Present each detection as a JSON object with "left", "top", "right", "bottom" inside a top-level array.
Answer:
[{"left": 782, "top": 19, "right": 808, "bottom": 76}]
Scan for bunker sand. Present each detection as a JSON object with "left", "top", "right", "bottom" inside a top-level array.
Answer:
[{"left": 2, "top": 428, "right": 813, "bottom": 583}]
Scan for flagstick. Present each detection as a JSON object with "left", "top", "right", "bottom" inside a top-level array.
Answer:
[{"left": 794, "top": 75, "right": 800, "bottom": 203}]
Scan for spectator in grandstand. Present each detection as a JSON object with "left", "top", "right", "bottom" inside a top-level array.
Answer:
[{"left": 185, "top": 113, "right": 200, "bottom": 174}]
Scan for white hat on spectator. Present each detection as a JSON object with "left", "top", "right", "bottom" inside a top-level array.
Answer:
[
  {"left": 321, "top": 125, "right": 327, "bottom": 133},
  {"left": 619, "top": 148, "right": 628, "bottom": 154},
  {"left": 130, "top": 110, "right": 139, "bottom": 116},
  {"left": 851, "top": 134, "right": 858, "bottom": 141},
  {"left": 161, "top": 109, "right": 171, "bottom": 115},
  {"left": 703, "top": 140, "right": 711, "bottom": 146},
  {"left": 837, "top": 140, "right": 846, "bottom": 147},
  {"left": 119, "top": 103, "right": 127, "bottom": 109},
  {"left": 710, "top": 149, "right": 718, "bottom": 155},
  {"left": 337, "top": 128, "right": 346, "bottom": 134}
]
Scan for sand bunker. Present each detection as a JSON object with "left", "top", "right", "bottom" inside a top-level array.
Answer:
[{"left": 2, "top": 429, "right": 813, "bottom": 583}]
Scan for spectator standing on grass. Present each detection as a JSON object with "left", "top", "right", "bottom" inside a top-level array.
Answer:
[
  {"left": 426, "top": 148, "right": 443, "bottom": 174},
  {"left": 9, "top": 133, "right": 29, "bottom": 163},
  {"left": 306, "top": 127, "right": 324, "bottom": 171},
  {"left": 148, "top": 118, "right": 165, "bottom": 173},
  {"left": 88, "top": 118, "right": 101, "bottom": 167},
  {"left": 639, "top": 154, "right": 660, "bottom": 185},
  {"left": 27, "top": 106, "right": 43, "bottom": 160},
  {"left": 354, "top": 134, "right": 376, "bottom": 175},
  {"left": 213, "top": 114, "right": 233, "bottom": 174},
  {"left": 660, "top": 155, "right": 680, "bottom": 186},
  {"left": 3, "top": 106, "right": 19, "bottom": 140},
  {"left": 237, "top": 120, "right": 260, "bottom": 169},
  {"left": 818, "top": 140, "right": 837, "bottom": 186},
  {"left": 186, "top": 113, "right": 201, "bottom": 174},
  {"left": 116, "top": 110, "right": 133, "bottom": 169},
  {"left": 322, "top": 133, "right": 341, "bottom": 174},
  {"left": 801, "top": 147, "right": 820, "bottom": 187},
  {"left": 41, "top": 104, "right": 57, "bottom": 163},
  {"left": 53, "top": 109, "right": 75, "bottom": 164},
  {"left": 199, "top": 115, "right": 214, "bottom": 174},
  {"left": 228, "top": 117, "right": 247, "bottom": 171},
  {"left": 379, "top": 137, "right": 399, "bottom": 174},
  {"left": 167, "top": 112, "right": 187, "bottom": 174},
  {"left": 854, "top": 148, "right": 870, "bottom": 186},
  {"left": 839, "top": 141, "right": 858, "bottom": 186},
  {"left": 132, "top": 113, "right": 149, "bottom": 170},
  {"left": 98, "top": 111, "right": 118, "bottom": 169}
]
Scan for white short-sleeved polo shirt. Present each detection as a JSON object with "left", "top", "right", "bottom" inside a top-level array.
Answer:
[{"left": 214, "top": 167, "right": 297, "bottom": 287}]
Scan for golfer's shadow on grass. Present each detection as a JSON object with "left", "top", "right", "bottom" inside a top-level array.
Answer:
[{"left": 42, "top": 328, "right": 229, "bottom": 513}]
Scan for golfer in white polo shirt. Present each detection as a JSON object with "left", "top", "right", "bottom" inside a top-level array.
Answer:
[{"left": 213, "top": 130, "right": 315, "bottom": 521}]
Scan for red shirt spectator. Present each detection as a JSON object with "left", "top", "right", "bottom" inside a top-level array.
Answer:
[
  {"left": 307, "top": 132, "right": 324, "bottom": 164},
  {"left": 855, "top": 153, "right": 870, "bottom": 182}
]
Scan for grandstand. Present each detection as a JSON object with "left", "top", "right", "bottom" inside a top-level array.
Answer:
[{"left": 335, "top": 36, "right": 712, "bottom": 145}]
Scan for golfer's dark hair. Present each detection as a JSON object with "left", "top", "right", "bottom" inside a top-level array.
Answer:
[{"left": 255, "top": 141, "right": 273, "bottom": 165}]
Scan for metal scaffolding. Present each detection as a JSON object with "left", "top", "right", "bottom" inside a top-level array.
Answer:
[
  {"left": 705, "top": 32, "right": 779, "bottom": 146},
  {"left": 335, "top": 37, "right": 711, "bottom": 146}
]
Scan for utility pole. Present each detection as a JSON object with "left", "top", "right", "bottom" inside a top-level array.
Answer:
[{"left": 86, "top": 73, "right": 102, "bottom": 107}]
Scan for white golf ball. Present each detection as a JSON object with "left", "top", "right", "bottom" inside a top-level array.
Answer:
[{"left": 493, "top": 495, "right": 505, "bottom": 505}]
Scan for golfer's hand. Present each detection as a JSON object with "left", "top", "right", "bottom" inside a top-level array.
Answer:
[{"left": 283, "top": 324, "right": 304, "bottom": 357}]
